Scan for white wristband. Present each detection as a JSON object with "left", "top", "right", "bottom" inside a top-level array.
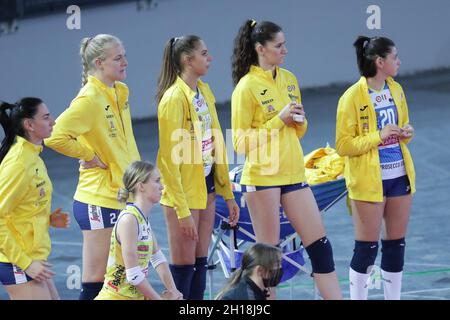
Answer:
[
  {"left": 126, "top": 266, "right": 145, "bottom": 286},
  {"left": 150, "top": 250, "right": 167, "bottom": 269}
]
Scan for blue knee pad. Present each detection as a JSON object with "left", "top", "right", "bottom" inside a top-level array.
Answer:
[
  {"left": 350, "top": 240, "right": 379, "bottom": 273},
  {"left": 305, "top": 237, "right": 335, "bottom": 274},
  {"left": 381, "top": 238, "right": 405, "bottom": 272}
]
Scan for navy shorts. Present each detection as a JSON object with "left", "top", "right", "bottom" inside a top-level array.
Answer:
[
  {"left": 382, "top": 175, "right": 411, "bottom": 197},
  {"left": 0, "top": 262, "right": 33, "bottom": 285},
  {"left": 73, "top": 200, "right": 120, "bottom": 230},
  {"left": 242, "top": 182, "right": 309, "bottom": 195},
  {"left": 205, "top": 169, "right": 215, "bottom": 194}
]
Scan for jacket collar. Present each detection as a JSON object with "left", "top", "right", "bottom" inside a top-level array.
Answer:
[
  {"left": 16, "top": 136, "right": 43, "bottom": 154},
  {"left": 175, "top": 76, "right": 207, "bottom": 101},
  {"left": 244, "top": 276, "right": 268, "bottom": 300},
  {"left": 249, "top": 65, "right": 280, "bottom": 81},
  {"left": 88, "top": 75, "right": 117, "bottom": 94},
  {"left": 357, "top": 76, "right": 402, "bottom": 121},
  {"left": 357, "top": 76, "right": 395, "bottom": 95}
]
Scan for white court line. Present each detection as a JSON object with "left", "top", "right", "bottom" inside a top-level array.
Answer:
[{"left": 53, "top": 241, "right": 82, "bottom": 247}]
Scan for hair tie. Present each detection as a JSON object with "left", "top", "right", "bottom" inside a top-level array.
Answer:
[
  {"left": 172, "top": 37, "right": 181, "bottom": 47},
  {"left": 250, "top": 19, "right": 257, "bottom": 28},
  {"left": 363, "top": 38, "right": 371, "bottom": 51},
  {"left": 13, "top": 102, "right": 22, "bottom": 113},
  {"left": 85, "top": 37, "right": 93, "bottom": 45}
]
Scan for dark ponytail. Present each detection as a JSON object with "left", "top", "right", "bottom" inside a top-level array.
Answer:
[
  {"left": 156, "top": 35, "right": 202, "bottom": 104},
  {"left": 353, "top": 36, "right": 395, "bottom": 78},
  {"left": 0, "top": 97, "right": 43, "bottom": 163},
  {"left": 231, "top": 20, "right": 282, "bottom": 85}
]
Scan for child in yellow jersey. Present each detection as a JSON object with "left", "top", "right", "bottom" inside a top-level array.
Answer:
[
  {"left": 0, "top": 98, "right": 70, "bottom": 299},
  {"left": 95, "top": 161, "right": 182, "bottom": 300},
  {"left": 231, "top": 20, "right": 341, "bottom": 299},
  {"left": 45, "top": 34, "right": 141, "bottom": 300},
  {"left": 336, "top": 36, "right": 415, "bottom": 300},
  {"left": 156, "top": 35, "right": 239, "bottom": 299}
]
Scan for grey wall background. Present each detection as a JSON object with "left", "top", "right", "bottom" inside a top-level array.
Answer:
[{"left": 1, "top": 0, "right": 449, "bottom": 120}]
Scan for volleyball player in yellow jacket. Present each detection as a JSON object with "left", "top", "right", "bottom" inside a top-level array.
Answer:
[
  {"left": 0, "top": 98, "right": 69, "bottom": 299},
  {"left": 45, "top": 34, "right": 140, "bottom": 299},
  {"left": 95, "top": 161, "right": 182, "bottom": 300},
  {"left": 156, "top": 35, "right": 239, "bottom": 299},
  {"left": 231, "top": 20, "right": 342, "bottom": 299},
  {"left": 336, "top": 36, "right": 415, "bottom": 300}
]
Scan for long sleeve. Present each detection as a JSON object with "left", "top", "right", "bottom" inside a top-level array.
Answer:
[
  {"left": 158, "top": 96, "right": 191, "bottom": 219},
  {"left": 208, "top": 104, "right": 234, "bottom": 201},
  {"left": 292, "top": 78, "right": 308, "bottom": 138},
  {"left": 45, "top": 96, "right": 96, "bottom": 161},
  {"left": 335, "top": 95, "right": 381, "bottom": 157},
  {"left": 0, "top": 163, "right": 33, "bottom": 270},
  {"left": 399, "top": 86, "right": 413, "bottom": 145},
  {"left": 232, "top": 86, "right": 285, "bottom": 155}
]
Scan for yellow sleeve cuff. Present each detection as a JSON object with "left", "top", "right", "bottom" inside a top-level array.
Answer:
[
  {"left": 176, "top": 207, "right": 191, "bottom": 220},
  {"left": 17, "top": 255, "right": 33, "bottom": 272},
  {"left": 371, "top": 131, "right": 383, "bottom": 146},
  {"left": 269, "top": 115, "right": 285, "bottom": 130}
]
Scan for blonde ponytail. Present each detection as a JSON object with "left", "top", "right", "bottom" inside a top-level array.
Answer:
[
  {"left": 118, "top": 161, "right": 155, "bottom": 203},
  {"left": 79, "top": 34, "right": 122, "bottom": 87}
]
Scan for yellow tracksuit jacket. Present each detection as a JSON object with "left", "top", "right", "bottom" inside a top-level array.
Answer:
[
  {"left": 335, "top": 76, "right": 416, "bottom": 202},
  {"left": 157, "top": 77, "right": 234, "bottom": 219},
  {"left": 0, "top": 137, "right": 52, "bottom": 270},
  {"left": 232, "top": 65, "right": 308, "bottom": 186},
  {"left": 45, "top": 75, "right": 140, "bottom": 209}
]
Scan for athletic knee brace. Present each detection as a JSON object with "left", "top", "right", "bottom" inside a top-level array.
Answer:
[
  {"left": 79, "top": 282, "right": 103, "bottom": 300},
  {"left": 381, "top": 238, "right": 405, "bottom": 272},
  {"left": 350, "top": 240, "right": 379, "bottom": 274},
  {"left": 305, "top": 236, "right": 335, "bottom": 274}
]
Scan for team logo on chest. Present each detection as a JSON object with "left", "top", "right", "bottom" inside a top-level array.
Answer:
[{"left": 287, "top": 84, "right": 296, "bottom": 92}]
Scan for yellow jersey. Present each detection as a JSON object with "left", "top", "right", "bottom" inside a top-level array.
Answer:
[
  {"left": 0, "top": 137, "right": 52, "bottom": 270},
  {"left": 45, "top": 75, "right": 140, "bottom": 209},
  {"left": 232, "top": 65, "right": 308, "bottom": 186},
  {"left": 336, "top": 76, "right": 416, "bottom": 201},
  {"left": 157, "top": 77, "right": 234, "bottom": 219},
  {"left": 96, "top": 204, "right": 153, "bottom": 300}
]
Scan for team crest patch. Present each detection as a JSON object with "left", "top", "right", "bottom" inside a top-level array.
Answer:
[{"left": 267, "top": 105, "right": 275, "bottom": 112}]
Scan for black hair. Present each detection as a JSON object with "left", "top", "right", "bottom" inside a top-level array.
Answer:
[
  {"left": 0, "top": 97, "right": 43, "bottom": 163},
  {"left": 353, "top": 36, "right": 395, "bottom": 77},
  {"left": 231, "top": 20, "right": 282, "bottom": 85}
]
